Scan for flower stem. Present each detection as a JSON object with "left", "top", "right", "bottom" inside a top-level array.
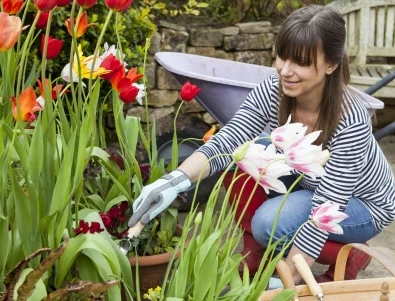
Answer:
[
  {"left": 88, "top": 9, "right": 113, "bottom": 93},
  {"left": 16, "top": 11, "right": 41, "bottom": 98},
  {"left": 41, "top": 10, "right": 54, "bottom": 82},
  {"left": 266, "top": 173, "right": 305, "bottom": 251},
  {"left": 171, "top": 101, "right": 184, "bottom": 170}
]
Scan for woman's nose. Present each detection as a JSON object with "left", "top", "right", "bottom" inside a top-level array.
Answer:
[{"left": 280, "top": 60, "right": 294, "bottom": 76}]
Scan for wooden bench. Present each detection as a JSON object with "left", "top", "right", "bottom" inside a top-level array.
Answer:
[{"left": 328, "top": 0, "right": 395, "bottom": 98}]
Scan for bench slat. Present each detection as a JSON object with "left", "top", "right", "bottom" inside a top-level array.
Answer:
[
  {"left": 376, "top": 7, "right": 385, "bottom": 47},
  {"left": 368, "top": 8, "right": 376, "bottom": 47},
  {"left": 348, "top": 12, "right": 356, "bottom": 48},
  {"left": 386, "top": 7, "right": 395, "bottom": 47},
  {"left": 367, "top": 66, "right": 380, "bottom": 78}
]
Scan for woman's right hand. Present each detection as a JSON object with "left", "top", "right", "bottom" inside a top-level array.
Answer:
[{"left": 127, "top": 170, "right": 192, "bottom": 227}]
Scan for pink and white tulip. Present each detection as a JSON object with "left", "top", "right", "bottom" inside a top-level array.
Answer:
[
  {"left": 234, "top": 143, "right": 292, "bottom": 194},
  {"left": 311, "top": 201, "right": 348, "bottom": 234},
  {"left": 284, "top": 130, "right": 329, "bottom": 179},
  {"left": 271, "top": 115, "right": 307, "bottom": 151}
]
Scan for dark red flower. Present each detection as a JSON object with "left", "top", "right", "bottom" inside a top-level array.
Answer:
[
  {"left": 36, "top": 12, "right": 49, "bottom": 30},
  {"left": 120, "top": 201, "right": 128, "bottom": 211},
  {"left": 119, "top": 85, "right": 139, "bottom": 104},
  {"left": 57, "top": 0, "right": 72, "bottom": 6},
  {"left": 74, "top": 220, "right": 89, "bottom": 235},
  {"left": 100, "top": 54, "right": 124, "bottom": 81},
  {"left": 180, "top": 81, "right": 200, "bottom": 102},
  {"left": 108, "top": 206, "right": 121, "bottom": 219},
  {"left": 76, "top": 0, "right": 97, "bottom": 9},
  {"left": 34, "top": 0, "right": 57, "bottom": 11},
  {"left": 41, "top": 35, "right": 63, "bottom": 59},
  {"left": 89, "top": 221, "right": 104, "bottom": 233},
  {"left": 117, "top": 229, "right": 128, "bottom": 239},
  {"left": 104, "top": 0, "right": 134, "bottom": 12},
  {"left": 100, "top": 212, "right": 112, "bottom": 227}
]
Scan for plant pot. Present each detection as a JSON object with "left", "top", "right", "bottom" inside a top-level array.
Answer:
[{"left": 128, "top": 224, "right": 186, "bottom": 295}]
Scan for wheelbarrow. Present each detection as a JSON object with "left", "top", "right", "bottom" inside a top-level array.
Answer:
[
  {"left": 260, "top": 243, "right": 395, "bottom": 300},
  {"left": 154, "top": 52, "right": 385, "bottom": 278}
]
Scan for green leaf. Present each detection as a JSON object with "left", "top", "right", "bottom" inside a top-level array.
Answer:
[
  {"left": 14, "top": 268, "right": 47, "bottom": 301},
  {"left": 196, "top": 2, "right": 209, "bottom": 7},
  {"left": 272, "top": 289, "right": 296, "bottom": 301},
  {"left": 104, "top": 195, "right": 128, "bottom": 212},
  {"left": 56, "top": 233, "right": 121, "bottom": 288},
  {"left": 28, "top": 116, "right": 44, "bottom": 188}
]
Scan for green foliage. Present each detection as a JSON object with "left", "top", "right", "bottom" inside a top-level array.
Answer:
[{"left": 199, "top": 0, "right": 329, "bottom": 24}]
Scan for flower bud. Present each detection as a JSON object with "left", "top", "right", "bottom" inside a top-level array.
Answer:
[
  {"left": 194, "top": 212, "right": 202, "bottom": 225},
  {"left": 233, "top": 141, "right": 251, "bottom": 162}
]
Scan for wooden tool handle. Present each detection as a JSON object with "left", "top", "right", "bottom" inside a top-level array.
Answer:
[
  {"left": 127, "top": 221, "right": 144, "bottom": 238},
  {"left": 292, "top": 254, "right": 323, "bottom": 299},
  {"left": 276, "top": 260, "right": 299, "bottom": 301}
]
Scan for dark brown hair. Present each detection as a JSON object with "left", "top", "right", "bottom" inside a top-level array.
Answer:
[{"left": 275, "top": 5, "right": 350, "bottom": 146}]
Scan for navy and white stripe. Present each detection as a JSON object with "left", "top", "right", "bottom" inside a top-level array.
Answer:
[{"left": 198, "top": 74, "right": 395, "bottom": 259}]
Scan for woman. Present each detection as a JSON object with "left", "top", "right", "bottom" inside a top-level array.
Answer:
[{"left": 128, "top": 5, "right": 395, "bottom": 283}]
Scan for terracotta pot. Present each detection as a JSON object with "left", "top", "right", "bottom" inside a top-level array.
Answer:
[{"left": 128, "top": 225, "right": 186, "bottom": 295}]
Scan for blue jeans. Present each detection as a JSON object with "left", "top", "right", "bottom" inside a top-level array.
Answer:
[
  {"left": 251, "top": 133, "right": 380, "bottom": 253},
  {"left": 251, "top": 190, "right": 380, "bottom": 253}
]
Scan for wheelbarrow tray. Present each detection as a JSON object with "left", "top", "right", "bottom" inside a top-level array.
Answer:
[
  {"left": 155, "top": 52, "right": 384, "bottom": 126},
  {"left": 260, "top": 243, "right": 395, "bottom": 301}
]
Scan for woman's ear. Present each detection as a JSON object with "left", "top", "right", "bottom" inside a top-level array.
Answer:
[{"left": 326, "top": 63, "right": 339, "bottom": 75}]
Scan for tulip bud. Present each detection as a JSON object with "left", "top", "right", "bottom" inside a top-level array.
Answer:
[
  {"left": 41, "top": 35, "right": 64, "bottom": 60},
  {"left": 104, "top": 0, "right": 134, "bottom": 12},
  {"left": 2, "top": 0, "right": 24, "bottom": 14},
  {"left": 36, "top": 12, "right": 49, "bottom": 29},
  {"left": 180, "top": 81, "right": 201, "bottom": 102},
  {"left": 76, "top": 0, "right": 97, "bottom": 9},
  {"left": 34, "top": 0, "right": 57, "bottom": 12},
  {"left": 194, "top": 212, "right": 202, "bottom": 226},
  {"left": 57, "top": 0, "right": 72, "bottom": 6},
  {"left": 233, "top": 141, "right": 251, "bottom": 162}
]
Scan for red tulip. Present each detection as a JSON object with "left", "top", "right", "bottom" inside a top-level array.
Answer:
[
  {"left": 33, "top": 0, "right": 57, "bottom": 11},
  {"left": 2, "top": 0, "right": 24, "bottom": 14},
  {"left": 180, "top": 81, "right": 200, "bottom": 102},
  {"left": 104, "top": 0, "right": 134, "bottom": 12},
  {"left": 99, "top": 54, "right": 124, "bottom": 80},
  {"left": 74, "top": 220, "right": 89, "bottom": 235},
  {"left": 0, "top": 12, "right": 23, "bottom": 51},
  {"left": 35, "top": 12, "right": 49, "bottom": 29},
  {"left": 119, "top": 85, "right": 139, "bottom": 104},
  {"left": 76, "top": 0, "right": 96, "bottom": 9},
  {"left": 125, "top": 67, "right": 144, "bottom": 84},
  {"left": 65, "top": 11, "right": 95, "bottom": 38},
  {"left": 89, "top": 222, "right": 104, "bottom": 234},
  {"left": 37, "top": 78, "right": 64, "bottom": 100},
  {"left": 57, "top": 0, "right": 71, "bottom": 6},
  {"left": 41, "top": 35, "right": 63, "bottom": 59},
  {"left": 11, "top": 86, "right": 42, "bottom": 123}
]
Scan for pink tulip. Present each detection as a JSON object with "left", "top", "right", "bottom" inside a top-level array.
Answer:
[
  {"left": 234, "top": 143, "right": 292, "bottom": 194},
  {"left": 311, "top": 201, "right": 349, "bottom": 234},
  {"left": 271, "top": 115, "right": 307, "bottom": 151},
  {"left": 285, "top": 130, "right": 329, "bottom": 179}
]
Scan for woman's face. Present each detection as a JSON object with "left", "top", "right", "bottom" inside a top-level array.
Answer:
[{"left": 275, "top": 48, "right": 335, "bottom": 103}]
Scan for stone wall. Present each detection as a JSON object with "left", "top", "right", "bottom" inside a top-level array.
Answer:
[
  {"left": 122, "top": 20, "right": 280, "bottom": 127},
  {"left": 118, "top": 20, "right": 394, "bottom": 133}
]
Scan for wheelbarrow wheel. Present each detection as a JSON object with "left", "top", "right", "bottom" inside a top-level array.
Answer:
[{"left": 142, "top": 114, "right": 219, "bottom": 212}]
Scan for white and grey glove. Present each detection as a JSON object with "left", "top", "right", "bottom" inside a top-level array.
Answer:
[{"left": 128, "top": 170, "right": 192, "bottom": 227}]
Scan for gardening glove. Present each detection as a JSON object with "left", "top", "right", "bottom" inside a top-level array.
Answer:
[{"left": 128, "top": 170, "right": 192, "bottom": 227}]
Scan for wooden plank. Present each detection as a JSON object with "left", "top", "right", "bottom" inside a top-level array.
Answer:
[
  {"left": 357, "top": 65, "right": 370, "bottom": 77},
  {"left": 368, "top": 7, "right": 376, "bottom": 47},
  {"left": 385, "top": 6, "right": 395, "bottom": 47},
  {"left": 350, "top": 75, "right": 395, "bottom": 87},
  {"left": 367, "top": 47, "right": 395, "bottom": 56},
  {"left": 377, "top": 66, "right": 392, "bottom": 77},
  {"left": 348, "top": 12, "right": 356, "bottom": 49},
  {"left": 367, "top": 66, "right": 381, "bottom": 78},
  {"left": 376, "top": 6, "right": 385, "bottom": 47},
  {"left": 328, "top": 0, "right": 395, "bottom": 15},
  {"left": 259, "top": 277, "right": 395, "bottom": 301}
]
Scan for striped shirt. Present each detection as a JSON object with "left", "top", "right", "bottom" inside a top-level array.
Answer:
[{"left": 198, "top": 74, "right": 395, "bottom": 258}]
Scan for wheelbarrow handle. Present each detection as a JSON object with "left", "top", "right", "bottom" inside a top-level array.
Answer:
[{"left": 292, "top": 254, "right": 324, "bottom": 301}]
